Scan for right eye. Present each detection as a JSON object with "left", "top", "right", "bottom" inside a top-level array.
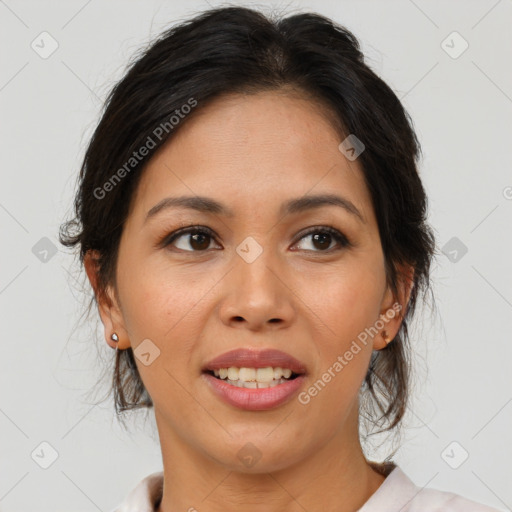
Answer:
[{"left": 162, "top": 226, "right": 221, "bottom": 252}]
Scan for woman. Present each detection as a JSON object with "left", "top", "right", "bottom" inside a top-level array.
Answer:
[{"left": 59, "top": 6, "right": 502, "bottom": 512}]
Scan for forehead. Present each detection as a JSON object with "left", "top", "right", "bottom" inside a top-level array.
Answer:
[{"left": 130, "top": 90, "right": 375, "bottom": 225}]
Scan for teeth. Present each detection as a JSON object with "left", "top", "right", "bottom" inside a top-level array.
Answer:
[
  {"left": 227, "top": 367, "right": 239, "bottom": 380},
  {"left": 211, "top": 366, "right": 296, "bottom": 384},
  {"left": 256, "top": 367, "right": 274, "bottom": 382},
  {"left": 239, "top": 367, "right": 256, "bottom": 381},
  {"left": 225, "top": 378, "right": 289, "bottom": 388}
]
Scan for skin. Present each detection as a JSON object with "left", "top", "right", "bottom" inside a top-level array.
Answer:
[{"left": 85, "top": 89, "right": 413, "bottom": 512}]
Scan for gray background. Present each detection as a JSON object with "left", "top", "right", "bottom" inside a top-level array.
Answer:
[{"left": 1, "top": 0, "right": 511, "bottom": 510}]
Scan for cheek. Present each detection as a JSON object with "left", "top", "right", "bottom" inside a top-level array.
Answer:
[
  {"left": 294, "top": 257, "right": 384, "bottom": 411},
  {"left": 300, "top": 260, "right": 384, "bottom": 347},
  {"left": 116, "top": 262, "right": 216, "bottom": 385},
  {"left": 118, "top": 249, "right": 214, "bottom": 337},
  {"left": 295, "top": 272, "right": 378, "bottom": 428}
]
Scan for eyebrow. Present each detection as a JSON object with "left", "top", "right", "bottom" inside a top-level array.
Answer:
[
  {"left": 282, "top": 194, "right": 365, "bottom": 223},
  {"left": 145, "top": 193, "right": 365, "bottom": 223}
]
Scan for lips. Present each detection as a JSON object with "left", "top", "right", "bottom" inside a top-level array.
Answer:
[
  {"left": 202, "top": 372, "right": 306, "bottom": 410},
  {"left": 202, "top": 348, "right": 307, "bottom": 374}
]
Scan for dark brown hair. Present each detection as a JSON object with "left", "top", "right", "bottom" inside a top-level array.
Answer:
[{"left": 59, "top": 6, "right": 437, "bottom": 436}]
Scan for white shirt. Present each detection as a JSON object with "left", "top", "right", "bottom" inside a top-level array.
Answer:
[{"left": 112, "top": 465, "right": 503, "bottom": 512}]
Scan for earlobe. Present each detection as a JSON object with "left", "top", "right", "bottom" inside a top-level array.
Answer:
[
  {"left": 84, "top": 250, "right": 130, "bottom": 350},
  {"left": 381, "top": 330, "right": 391, "bottom": 344},
  {"left": 373, "top": 264, "right": 415, "bottom": 351},
  {"left": 372, "top": 309, "right": 397, "bottom": 351}
]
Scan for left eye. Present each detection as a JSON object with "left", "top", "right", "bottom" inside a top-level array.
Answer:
[{"left": 293, "top": 227, "right": 350, "bottom": 252}]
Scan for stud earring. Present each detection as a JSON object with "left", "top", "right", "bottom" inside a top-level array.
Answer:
[
  {"left": 110, "top": 332, "right": 119, "bottom": 348},
  {"left": 381, "top": 330, "right": 392, "bottom": 345}
]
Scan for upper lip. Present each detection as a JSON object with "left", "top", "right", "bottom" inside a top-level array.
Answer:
[{"left": 202, "top": 348, "right": 307, "bottom": 374}]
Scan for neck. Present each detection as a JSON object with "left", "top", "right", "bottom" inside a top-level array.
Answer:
[{"left": 154, "top": 408, "right": 386, "bottom": 512}]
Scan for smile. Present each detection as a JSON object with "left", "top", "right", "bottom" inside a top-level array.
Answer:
[
  {"left": 208, "top": 366, "right": 299, "bottom": 388},
  {"left": 202, "top": 369, "right": 305, "bottom": 411}
]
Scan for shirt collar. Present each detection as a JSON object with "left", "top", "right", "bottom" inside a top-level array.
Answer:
[
  {"left": 357, "top": 465, "right": 421, "bottom": 511},
  {"left": 114, "top": 471, "right": 163, "bottom": 512}
]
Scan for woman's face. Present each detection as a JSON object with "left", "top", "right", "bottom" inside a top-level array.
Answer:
[{"left": 88, "top": 90, "right": 408, "bottom": 473}]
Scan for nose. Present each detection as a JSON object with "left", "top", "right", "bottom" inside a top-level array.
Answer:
[{"left": 218, "top": 248, "right": 296, "bottom": 331}]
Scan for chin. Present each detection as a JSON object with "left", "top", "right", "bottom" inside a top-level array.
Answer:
[{"left": 205, "top": 434, "right": 307, "bottom": 474}]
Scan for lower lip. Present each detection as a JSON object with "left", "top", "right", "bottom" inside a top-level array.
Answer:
[{"left": 202, "top": 373, "right": 306, "bottom": 411}]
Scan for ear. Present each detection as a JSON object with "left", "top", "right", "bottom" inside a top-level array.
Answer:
[
  {"left": 84, "top": 250, "right": 131, "bottom": 350},
  {"left": 373, "top": 263, "right": 415, "bottom": 350}
]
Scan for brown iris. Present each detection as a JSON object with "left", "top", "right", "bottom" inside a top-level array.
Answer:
[
  {"left": 311, "top": 232, "right": 332, "bottom": 251},
  {"left": 189, "top": 232, "right": 211, "bottom": 251}
]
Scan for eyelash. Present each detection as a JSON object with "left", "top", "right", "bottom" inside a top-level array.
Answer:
[{"left": 158, "top": 224, "right": 352, "bottom": 254}]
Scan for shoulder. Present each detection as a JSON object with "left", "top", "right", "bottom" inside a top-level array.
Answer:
[{"left": 359, "top": 465, "right": 504, "bottom": 512}]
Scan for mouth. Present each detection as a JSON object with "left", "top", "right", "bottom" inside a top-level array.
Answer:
[
  {"left": 201, "top": 348, "right": 307, "bottom": 410},
  {"left": 201, "top": 369, "right": 306, "bottom": 411},
  {"left": 203, "top": 366, "right": 302, "bottom": 389}
]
